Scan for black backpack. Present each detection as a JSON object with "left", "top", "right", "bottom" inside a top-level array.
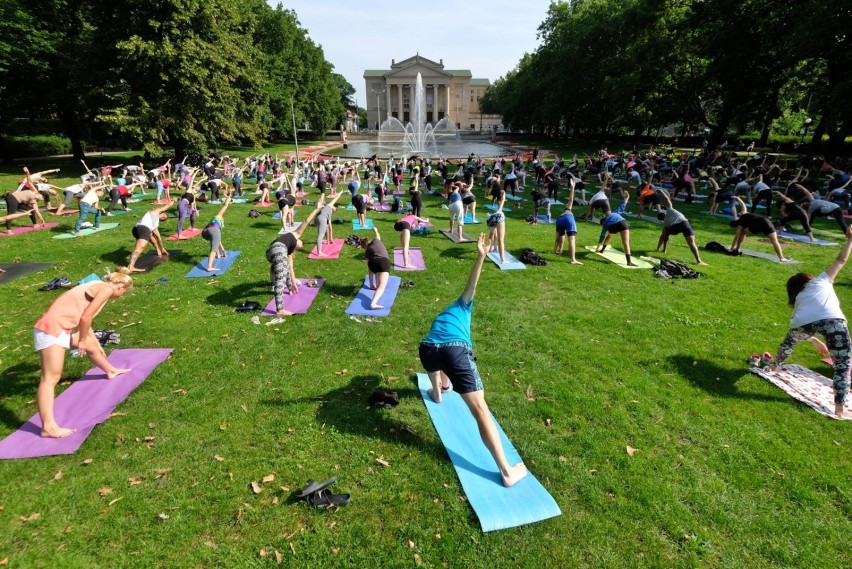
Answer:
[
  {"left": 520, "top": 248, "right": 547, "bottom": 266},
  {"left": 248, "top": 209, "right": 261, "bottom": 218},
  {"left": 654, "top": 259, "right": 700, "bottom": 279}
]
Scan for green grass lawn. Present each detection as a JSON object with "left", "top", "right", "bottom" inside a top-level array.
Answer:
[{"left": 0, "top": 151, "right": 850, "bottom": 568}]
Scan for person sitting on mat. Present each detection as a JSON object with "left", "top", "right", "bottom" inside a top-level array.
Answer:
[
  {"left": 360, "top": 227, "right": 391, "bottom": 310},
  {"left": 265, "top": 205, "right": 325, "bottom": 316},
  {"left": 418, "top": 233, "right": 528, "bottom": 487},
  {"left": 554, "top": 179, "right": 582, "bottom": 264},
  {"left": 127, "top": 200, "right": 174, "bottom": 272},
  {"left": 314, "top": 191, "right": 345, "bottom": 257},
  {"left": 728, "top": 197, "right": 788, "bottom": 261},
  {"left": 394, "top": 215, "right": 430, "bottom": 269},
  {"left": 654, "top": 189, "right": 707, "bottom": 265},
  {"left": 771, "top": 225, "right": 852, "bottom": 418},
  {"left": 774, "top": 191, "right": 816, "bottom": 242},
  {"left": 33, "top": 268, "right": 135, "bottom": 438},
  {"left": 200, "top": 196, "right": 234, "bottom": 272},
  {"left": 448, "top": 182, "right": 466, "bottom": 241},
  {"left": 1, "top": 167, "right": 50, "bottom": 233},
  {"left": 486, "top": 178, "right": 510, "bottom": 263},
  {"left": 596, "top": 190, "right": 637, "bottom": 266}
]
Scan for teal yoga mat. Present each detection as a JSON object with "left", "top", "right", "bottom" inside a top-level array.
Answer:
[
  {"left": 416, "top": 373, "right": 561, "bottom": 531},
  {"left": 352, "top": 219, "right": 374, "bottom": 231},
  {"left": 53, "top": 223, "right": 120, "bottom": 239}
]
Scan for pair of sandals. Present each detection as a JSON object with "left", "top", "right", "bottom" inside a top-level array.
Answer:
[
  {"left": 41, "top": 277, "right": 72, "bottom": 291},
  {"left": 293, "top": 477, "right": 350, "bottom": 508},
  {"left": 400, "top": 280, "right": 415, "bottom": 289},
  {"left": 235, "top": 301, "right": 261, "bottom": 313}
]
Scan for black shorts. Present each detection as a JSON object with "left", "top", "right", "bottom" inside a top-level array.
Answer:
[
  {"left": 132, "top": 225, "right": 152, "bottom": 241},
  {"left": 317, "top": 180, "right": 327, "bottom": 193},
  {"left": 367, "top": 257, "right": 390, "bottom": 273},
  {"left": 394, "top": 221, "right": 411, "bottom": 232},
  {"left": 418, "top": 342, "right": 483, "bottom": 394},
  {"left": 744, "top": 216, "right": 775, "bottom": 235},
  {"left": 504, "top": 179, "right": 517, "bottom": 192},
  {"left": 462, "top": 196, "right": 475, "bottom": 205},
  {"left": 608, "top": 220, "right": 629, "bottom": 234},
  {"left": 667, "top": 220, "right": 694, "bottom": 237},
  {"left": 591, "top": 198, "right": 609, "bottom": 212},
  {"left": 640, "top": 194, "right": 660, "bottom": 206}
]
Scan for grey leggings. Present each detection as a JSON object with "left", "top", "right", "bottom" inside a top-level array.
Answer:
[
  {"left": 777, "top": 318, "right": 851, "bottom": 404},
  {"left": 316, "top": 215, "right": 330, "bottom": 247},
  {"left": 201, "top": 224, "right": 221, "bottom": 252},
  {"left": 265, "top": 242, "right": 293, "bottom": 312}
]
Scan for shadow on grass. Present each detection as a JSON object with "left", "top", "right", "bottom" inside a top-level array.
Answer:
[
  {"left": 205, "top": 280, "right": 272, "bottom": 307},
  {"left": 668, "top": 355, "right": 788, "bottom": 403},
  {"left": 438, "top": 247, "right": 478, "bottom": 260},
  {"left": 0, "top": 362, "right": 42, "bottom": 428},
  {"left": 265, "top": 374, "right": 445, "bottom": 457}
]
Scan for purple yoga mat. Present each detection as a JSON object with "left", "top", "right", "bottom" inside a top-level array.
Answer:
[
  {"left": 393, "top": 247, "right": 425, "bottom": 271},
  {"left": 307, "top": 239, "right": 344, "bottom": 260},
  {"left": 261, "top": 278, "right": 325, "bottom": 315},
  {"left": 0, "top": 348, "right": 172, "bottom": 459},
  {"left": 398, "top": 215, "right": 433, "bottom": 228},
  {"left": 0, "top": 223, "right": 58, "bottom": 237}
]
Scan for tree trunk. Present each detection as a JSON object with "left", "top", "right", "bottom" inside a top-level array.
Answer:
[
  {"left": 758, "top": 120, "right": 771, "bottom": 146},
  {"left": 810, "top": 117, "right": 826, "bottom": 147},
  {"left": 60, "top": 107, "right": 86, "bottom": 159}
]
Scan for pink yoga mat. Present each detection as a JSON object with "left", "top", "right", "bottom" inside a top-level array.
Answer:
[
  {"left": 372, "top": 203, "right": 391, "bottom": 212},
  {"left": 0, "top": 348, "right": 172, "bottom": 459},
  {"left": 261, "top": 278, "right": 325, "bottom": 315},
  {"left": 308, "top": 238, "right": 344, "bottom": 259},
  {"left": 0, "top": 223, "right": 58, "bottom": 237},
  {"left": 393, "top": 247, "right": 426, "bottom": 271},
  {"left": 166, "top": 227, "right": 203, "bottom": 241},
  {"left": 295, "top": 191, "right": 308, "bottom": 198},
  {"left": 254, "top": 201, "right": 274, "bottom": 208},
  {"left": 154, "top": 199, "right": 170, "bottom": 205},
  {"left": 398, "top": 215, "right": 433, "bottom": 228}
]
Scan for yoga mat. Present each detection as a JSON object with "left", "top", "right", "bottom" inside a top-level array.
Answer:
[
  {"left": 0, "top": 263, "right": 54, "bottom": 285},
  {"left": 584, "top": 246, "right": 653, "bottom": 269},
  {"left": 393, "top": 247, "right": 426, "bottom": 271},
  {"left": 1, "top": 223, "right": 58, "bottom": 237},
  {"left": 672, "top": 197, "right": 705, "bottom": 203},
  {"left": 166, "top": 227, "right": 202, "bottom": 241},
  {"left": 624, "top": 212, "right": 663, "bottom": 224},
  {"left": 750, "top": 364, "right": 852, "bottom": 420},
  {"left": 308, "top": 238, "right": 344, "bottom": 259},
  {"left": 261, "top": 278, "right": 325, "bottom": 315},
  {"left": 278, "top": 222, "right": 302, "bottom": 234},
  {"left": 254, "top": 201, "right": 274, "bottom": 208},
  {"left": 53, "top": 223, "right": 119, "bottom": 239},
  {"left": 464, "top": 213, "right": 482, "bottom": 224},
  {"left": 778, "top": 231, "right": 837, "bottom": 246},
  {"left": 185, "top": 250, "right": 241, "bottom": 277},
  {"left": 53, "top": 209, "right": 80, "bottom": 216},
  {"left": 295, "top": 191, "right": 309, "bottom": 198},
  {"left": 231, "top": 198, "right": 247, "bottom": 204},
  {"left": 344, "top": 275, "right": 402, "bottom": 318},
  {"left": 272, "top": 211, "right": 299, "bottom": 220},
  {"left": 440, "top": 229, "right": 476, "bottom": 243},
  {"left": 345, "top": 203, "right": 356, "bottom": 211},
  {"left": 0, "top": 348, "right": 173, "bottom": 459},
  {"left": 547, "top": 199, "right": 564, "bottom": 206},
  {"left": 352, "top": 219, "right": 375, "bottom": 231},
  {"left": 701, "top": 211, "right": 735, "bottom": 221},
  {"left": 154, "top": 199, "right": 170, "bottom": 205},
  {"left": 504, "top": 194, "right": 524, "bottom": 202},
  {"left": 485, "top": 204, "right": 512, "bottom": 213},
  {"left": 535, "top": 215, "right": 556, "bottom": 224},
  {"left": 416, "top": 373, "right": 561, "bottom": 531},
  {"left": 134, "top": 249, "right": 182, "bottom": 272},
  {"left": 739, "top": 249, "right": 801, "bottom": 264},
  {"left": 104, "top": 209, "right": 129, "bottom": 216},
  {"left": 372, "top": 203, "right": 391, "bottom": 212},
  {"left": 487, "top": 251, "right": 526, "bottom": 270}
]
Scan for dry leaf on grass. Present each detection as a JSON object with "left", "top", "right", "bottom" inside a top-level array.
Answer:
[
  {"left": 259, "top": 548, "right": 268, "bottom": 558},
  {"left": 559, "top": 455, "right": 567, "bottom": 462},
  {"left": 414, "top": 553, "right": 423, "bottom": 566},
  {"left": 525, "top": 385, "right": 536, "bottom": 401},
  {"left": 331, "top": 547, "right": 340, "bottom": 556},
  {"left": 433, "top": 532, "right": 441, "bottom": 541},
  {"left": 275, "top": 550, "right": 283, "bottom": 564},
  {"left": 157, "top": 512, "right": 169, "bottom": 521},
  {"left": 261, "top": 474, "right": 275, "bottom": 484},
  {"left": 108, "top": 497, "right": 123, "bottom": 507},
  {"left": 62, "top": 526, "right": 72, "bottom": 534},
  {"left": 98, "top": 487, "right": 113, "bottom": 497},
  {"left": 376, "top": 456, "right": 390, "bottom": 467},
  {"left": 173, "top": 389, "right": 188, "bottom": 395},
  {"left": 53, "top": 470, "right": 63, "bottom": 481},
  {"left": 213, "top": 455, "right": 224, "bottom": 462},
  {"left": 0, "top": 558, "right": 7, "bottom": 566},
  {"left": 626, "top": 446, "right": 639, "bottom": 457},
  {"left": 154, "top": 468, "right": 171, "bottom": 479},
  {"left": 128, "top": 477, "right": 142, "bottom": 486},
  {"left": 250, "top": 481, "right": 262, "bottom": 494},
  {"left": 20, "top": 512, "right": 40, "bottom": 523},
  {"left": 545, "top": 418, "right": 552, "bottom": 426},
  {"left": 407, "top": 540, "right": 415, "bottom": 549},
  {"left": 289, "top": 542, "right": 296, "bottom": 556},
  {"left": 240, "top": 404, "right": 248, "bottom": 413},
  {"left": 219, "top": 423, "right": 230, "bottom": 431},
  {"left": 82, "top": 458, "right": 93, "bottom": 465}
]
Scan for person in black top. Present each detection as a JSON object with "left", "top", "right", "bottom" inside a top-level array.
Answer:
[
  {"left": 361, "top": 227, "right": 391, "bottom": 310},
  {"left": 265, "top": 205, "right": 324, "bottom": 316},
  {"left": 774, "top": 192, "right": 816, "bottom": 242}
]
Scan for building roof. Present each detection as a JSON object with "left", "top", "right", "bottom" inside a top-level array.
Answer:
[
  {"left": 470, "top": 78, "right": 490, "bottom": 86},
  {"left": 364, "top": 70, "right": 388, "bottom": 78},
  {"left": 444, "top": 70, "right": 472, "bottom": 77}
]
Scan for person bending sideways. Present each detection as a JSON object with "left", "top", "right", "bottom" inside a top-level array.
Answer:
[
  {"left": 360, "top": 227, "right": 391, "bottom": 310},
  {"left": 554, "top": 179, "right": 582, "bottom": 264},
  {"left": 33, "top": 268, "right": 134, "bottom": 437},
  {"left": 655, "top": 189, "right": 707, "bottom": 265},
  {"left": 596, "top": 191, "right": 637, "bottom": 266},
  {"left": 418, "top": 233, "right": 528, "bottom": 487},
  {"left": 772, "top": 225, "right": 852, "bottom": 418},
  {"left": 127, "top": 201, "right": 174, "bottom": 272},
  {"left": 728, "top": 197, "right": 788, "bottom": 261}
]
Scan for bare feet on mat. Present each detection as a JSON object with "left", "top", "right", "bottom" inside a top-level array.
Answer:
[
  {"left": 502, "top": 463, "right": 528, "bottom": 487},
  {"left": 41, "top": 425, "right": 76, "bottom": 438},
  {"left": 836, "top": 402, "right": 846, "bottom": 418},
  {"left": 427, "top": 387, "right": 442, "bottom": 403},
  {"left": 107, "top": 367, "right": 131, "bottom": 379},
  {"left": 369, "top": 304, "right": 384, "bottom": 310},
  {"left": 276, "top": 309, "right": 294, "bottom": 317},
  {"left": 206, "top": 266, "right": 219, "bottom": 272}
]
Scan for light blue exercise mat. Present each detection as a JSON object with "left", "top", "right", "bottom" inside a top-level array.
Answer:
[
  {"left": 53, "top": 223, "right": 120, "bottom": 239},
  {"left": 416, "top": 373, "right": 561, "bottom": 531},
  {"left": 487, "top": 251, "right": 526, "bottom": 270},
  {"left": 464, "top": 213, "right": 482, "bottom": 224},
  {"left": 185, "top": 250, "right": 241, "bottom": 277},
  {"left": 778, "top": 231, "right": 837, "bottom": 246},
  {"left": 484, "top": 204, "right": 512, "bottom": 213},
  {"left": 352, "top": 219, "right": 375, "bottom": 231}
]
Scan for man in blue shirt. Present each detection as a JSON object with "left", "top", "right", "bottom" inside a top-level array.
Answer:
[{"left": 419, "top": 233, "right": 528, "bottom": 487}]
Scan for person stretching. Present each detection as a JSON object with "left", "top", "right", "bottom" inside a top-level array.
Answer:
[
  {"left": 655, "top": 189, "right": 707, "bottom": 265},
  {"left": 447, "top": 182, "right": 466, "bottom": 240},
  {"left": 554, "top": 179, "right": 582, "bottom": 264},
  {"left": 201, "top": 196, "right": 233, "bottom": 272},
  {"left": 486, "top": 182, "right": 509, "bottom": 264},
  {"left": 265, "top": 206, "right": 325, "bottom": 316},
  {"left": 772, "top": 225, "right": 852, "bottom": 417},
  {"left": 314, "top": 192, "right": 345, "bottom": 257},
  {"left": 774, "top": 192, "right": 815, "bottom": 242},
  {"left": 360, "top": 227, "right": 391, "bottom": 310},
  {"left": 1, "top": 167, "right": 48, "bottom": 233},
  {"left": 596, "top": 190, "right": 637, "bottom": 266},
  {"left": 727, "top": 197, "right": 788, "bottom": 260},
  {"left": 418, "top": 233, "right": 528, "bottom": 487},
  {"left": 176, "top": 191, "right": 198, "bottom": 237},
  {"left": 127, "top": 201, "right": 174, "bottom": 272},
  {"left": 394, "top": 214, "right": 430, "bottom": 269},
  {"left": 33, "top": 268, "right": 134, "bottom": 437}
]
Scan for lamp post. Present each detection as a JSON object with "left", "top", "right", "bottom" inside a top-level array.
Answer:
[
  {"left": 371, "top": 88, "right": 385, "bottom": 131},
  {"left": 800, "top": 117, "right": 812, "bottom": 144},
  {"left": 455, "top": 92, "right": 459, "bottom": 130}
]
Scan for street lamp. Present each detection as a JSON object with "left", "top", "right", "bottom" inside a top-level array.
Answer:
[
  {"left": 800, "top": 117, "right": 812, "bottom": 144},
  {"left": 455, "top": 92, "right": 460, "bottom": 130},
  {"left": 371, "top": 88, "right": 385, "bottom": 131}
]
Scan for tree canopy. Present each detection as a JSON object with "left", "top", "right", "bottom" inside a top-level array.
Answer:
[
  {"left": 484, "top": 0, "right": 852, "bottom": 152},
  {"left": 0, "top": 0, "right": 346, "bottom": 158}
]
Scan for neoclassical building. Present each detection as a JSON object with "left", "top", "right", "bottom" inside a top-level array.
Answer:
[{"left": 364, "top": 55, "right": 501, "bottom": 132}]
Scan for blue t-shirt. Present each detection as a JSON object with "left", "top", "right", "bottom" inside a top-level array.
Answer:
[
  {"left": 599, "top": 200, "right": 628, "bottom": 242},
  {"left": 348, "top": 180, "right": 360, "bottom": 195},
  {"left": 423, "top": 297, "right": 474, "bottom": 346},
  {"left": 556, "top": 211, "right": 577, "bottom": 233},
  {"left": 449, "top": 192, "right": 462, "bottom": 204}
]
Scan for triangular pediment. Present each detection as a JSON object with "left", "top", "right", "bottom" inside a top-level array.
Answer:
[
  {"left": 391, "top": 54, "right": 443, "bottom": 70},
  {"left": 386, "top": 63, "right": 451, "bottom": 80}
]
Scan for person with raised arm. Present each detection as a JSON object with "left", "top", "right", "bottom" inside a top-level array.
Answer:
[
  {"left": 418, "top": 233, "right": 528, "bottom": 487},
  {"left": 654, "top": 189, "right": 707, "bottom": 265},
  {"left": 554, "top": 178, "right": 582, "bottom": 264},
  {"left": 0, "top": 167, "right": 49, "bottom": 233},
  {"left": 772, "top": 225, "right": 852, "bottom": 417},
  {"left": 265, "top": 205, "right": 325, "bottom": 316},
  {"left": 360, "top": 227, "right": 391, "bottom": 310},
  {"left": 127, "top": 200, "right": 174, "bottom": 272},
  {"left": 313, "top": 191, "right": 345, "bottom": 257},
  {"left": 200, "top": 196, "right": 233, "bottom": 272},
  {"left": 728, "top": 196, "right": 788, "bottom": 261}
]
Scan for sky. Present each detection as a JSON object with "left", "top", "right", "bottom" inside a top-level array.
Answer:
[{"left": 274, "top": 0, "right": 556, "bottom": 107}]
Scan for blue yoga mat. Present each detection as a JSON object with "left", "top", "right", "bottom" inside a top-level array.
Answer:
[
  {"left": 536, "top": 215, "right": 556, "bottom": 224},
  {"left": 778, "top": 231, "right": 837, "bottom": 246},
  {"left": 464, "top": 213, "right": 482, "bottom": 224},
  {"left": 484, "top": 204, "right": 512, "bottom": 213},
  {"left": 416, "top": 373, "right": 561, "bottom": 531},
  {"left": 352, "top": 219, "right": 375, "bottom": 231},
  {"left": 487, "top": 251, "right": 526, "bottom": 270},
  {"left": 344, "top": 275, "right": 401, "bottom": 317},
  {"left": 185, "top": 250, "right": 241, "bottom": 278}
]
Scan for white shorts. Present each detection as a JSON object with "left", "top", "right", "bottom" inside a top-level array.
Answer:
[
  {"left": 33, "top": 328, "right": 72, "bottom": 352},
  {"left": 449, "top": 202, "right": 465, "bottom": 224}
]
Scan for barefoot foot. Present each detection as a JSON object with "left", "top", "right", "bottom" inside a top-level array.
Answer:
[
  {"left": 206, "top": 266, "right": 220, "bottom": 272},
  {"left": 106, "top": 367, "right": 131, "bottom": 379},
  {"left": 427, "top": 387, "right": 442, "bottom": 403},
  {"left": 571, "top": 260, "right": 583, "bottom": 265},
  {"left": 502, "top": 462, "right": 528, "bottom": 487},
  {"left": 41, "top": 425, "right": 76, "bottom": 438}
]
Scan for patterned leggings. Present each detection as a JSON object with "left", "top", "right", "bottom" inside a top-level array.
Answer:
[
  {"left": 777, "top": 318, "right": 851, "bottom": 404},
  {"left": 265, "top": 242, "right": 293, "bottom": 313}
]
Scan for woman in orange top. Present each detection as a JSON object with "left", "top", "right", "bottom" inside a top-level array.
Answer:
[{"left": 33, "top": 268, "right": 134, "bottom": 438}]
